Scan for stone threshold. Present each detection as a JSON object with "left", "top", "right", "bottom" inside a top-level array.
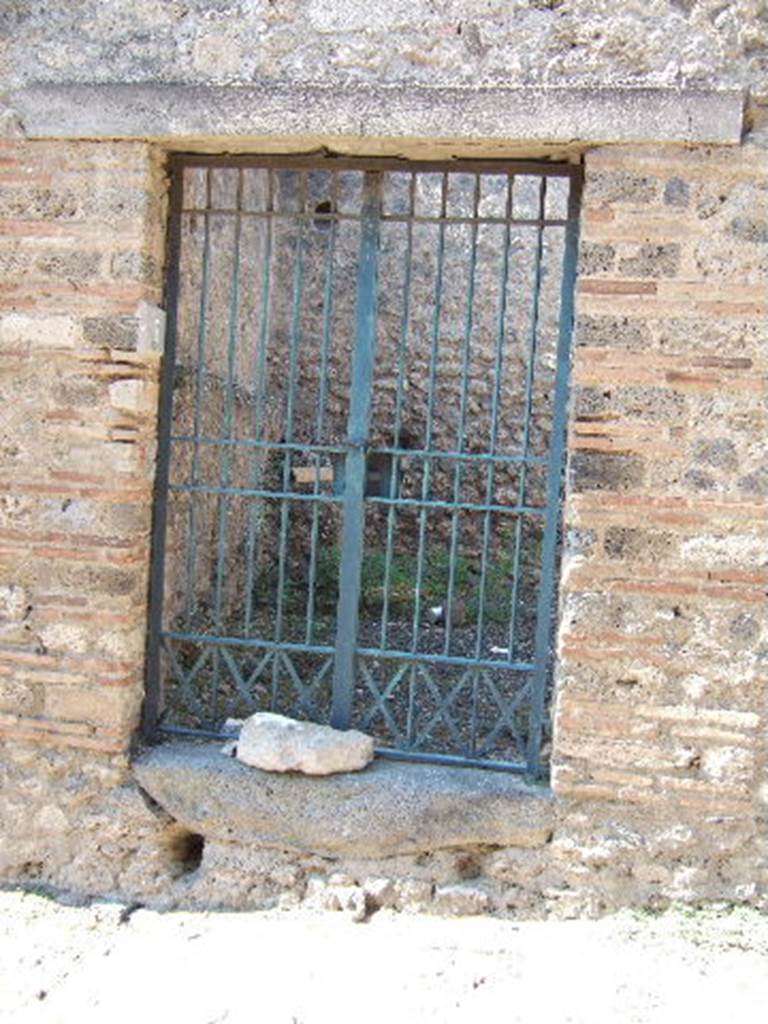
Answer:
[{"left": 133, "top": 741, "right": 554, "bottom": 859}]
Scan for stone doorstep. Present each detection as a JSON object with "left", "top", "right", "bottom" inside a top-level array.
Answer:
[{"left": 133, "top": 741, "right": 554, "bottom": 860}]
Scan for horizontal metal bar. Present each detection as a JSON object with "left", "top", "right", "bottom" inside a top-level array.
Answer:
[
  {"left": 158, "top": 722, "right": 534, "bottom": 774},
  {"left": 169, "top": 475, "right": 547, "bottom": 511},
  {"left": 170, "top": 434, "right": 548, "bottom": 466},
  {"left": 366, "top": 496, "right": 546, "bottom": 516},
  {"left": 168, "top": 481, "right": 546, "bottom": 516},
  {"left": 373, "top": 445, "right": 548, "bottom": 466},
  {"left": 162, "top": 630, "right": 535, "bottom": 673},
  {"left": 164, "top": 631, "right": 335, "bottom": 658},
  {"left": 159, "top": 723, "right": 234, "bottom": 741},
  {"left": 357, "top": 646, "right": 534, "bottom": 672},
  {"left": 170, "top": 435, "right": 348, "bottom": 456},
  {"left": 181, "top": 208, "right": 569, "bottom": 228},
  {"left": 374, "top": 747, "right": 530, "bottom": 774},
  {"left": 172, "top": 152, "right": 580, "bottom": 177},
  {"left": 168, "top": 482, "right": 343, "bottom": 504}
]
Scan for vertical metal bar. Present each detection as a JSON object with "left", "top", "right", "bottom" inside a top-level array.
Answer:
[
  {"left": 331, "top": 171, "right": 381, "bottom": 730},
  {"left": 508, "top": 176, "right": 548, "bottom": 659},
  {"left": 444, "top": 174, "right": 480, "bottom": 660},
  {"left": 184, "top": 169, "right": 213, "bottom": 629},
  {"left": 272, "top": 172, "right": 306, "bottom": 708},
  {"left": 526, "top": 170, "right": 582, "bottom": 775},
  {"left": 380, "top": 172, "right": 415, "bottom": 651},
  {"left": 210, "top": 169, "right": 245, "bottom": 725},
  {"left": 143, "top": 161, "right": 184, "bottom": 739},
  {"left": 474, "top": 174, "right": 514, "bottom": 660},
  {"left": 244, "top": 169, "right": 274, "bottom": 637},
  {"left": 410, "top": 172, "right": 448, "bottom": 655},
  {"left": 305, "top": 172, "right": 339, "bottom": 644},
  {"left": 406, "top": 663, "right": 417, "bottom": 747}
]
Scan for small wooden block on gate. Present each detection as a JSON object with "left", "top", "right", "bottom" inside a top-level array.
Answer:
[{"left": 292, "top": 465, "right": 334, "bottom": 486}]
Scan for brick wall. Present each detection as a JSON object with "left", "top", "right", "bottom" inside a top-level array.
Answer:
[
  {"left": 553, "top": 146, "right": 768, "bottom": 833},
  {"left": 0, "top": 141, "right": 165, "bottom": 759}
]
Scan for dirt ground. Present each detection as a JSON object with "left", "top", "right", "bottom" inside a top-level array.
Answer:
[{"left": 2, "top": 889, "right": 768, "bottom": 1024}]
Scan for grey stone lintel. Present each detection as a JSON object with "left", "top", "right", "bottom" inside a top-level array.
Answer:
[
  {"left": 11, "top": 82, "right": 744, "bottom": 145},
  {"left": 133, "top": 741, "right": 554, "bottom": 859}
]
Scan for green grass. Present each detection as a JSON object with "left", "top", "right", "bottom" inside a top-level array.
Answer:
[{"left": 271, "top": 543, "right": 523, "bottom": 624}]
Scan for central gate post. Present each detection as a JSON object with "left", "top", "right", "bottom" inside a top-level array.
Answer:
[{"left": 330, "top": 172, "right": 381, "bottom": 729}]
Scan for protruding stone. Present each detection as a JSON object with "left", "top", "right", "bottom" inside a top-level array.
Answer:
[
  {"left": 303, "top": 876, "right": 368, "bottom": 920},
  {"left": 235, "top": 713, "right": 375, "bottom": 776},
  {"left": 432, "top": 882, "right": 491, "bottom": 916},
  {"left": 394, "top": 878, "right": 433, "bottom": 912},
  {"left": 486, "top": 848, "right": 548, "bottom": 884},
  {"left": 363, "top": 877, "right": 397, "bottom": 909}
]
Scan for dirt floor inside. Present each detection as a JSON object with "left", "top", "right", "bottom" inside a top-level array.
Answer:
[{"left": 2, "top": 889, "right": 767, "bottom": 1023}]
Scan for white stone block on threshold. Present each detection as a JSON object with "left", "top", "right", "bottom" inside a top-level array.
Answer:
[{"left": 235, "top": 713, "right": 375, "bottom": 775}]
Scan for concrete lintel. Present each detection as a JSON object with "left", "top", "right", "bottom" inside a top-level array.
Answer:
[{"left": 11, "top": 82, "right": 744, "bottom": 146}]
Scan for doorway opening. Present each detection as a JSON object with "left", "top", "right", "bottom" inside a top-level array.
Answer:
[{"left": 146, "top": 155, "right": 581, "bottom": 775}]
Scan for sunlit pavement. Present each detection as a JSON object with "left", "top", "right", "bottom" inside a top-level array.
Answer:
[{"left": 2, "top": 891, "right": 767, "bottom": 1024}]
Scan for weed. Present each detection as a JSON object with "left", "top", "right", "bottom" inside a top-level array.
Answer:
[{"left": 254, "top": 544, "right": 527, "bottom": 624}]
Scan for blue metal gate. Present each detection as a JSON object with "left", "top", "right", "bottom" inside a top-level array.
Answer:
[{"left": 145, "top": 155, "right": 581, "bottom": 775}]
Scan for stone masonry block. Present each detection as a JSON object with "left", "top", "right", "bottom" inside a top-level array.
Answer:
[
  {"left": 617, "top": 243, "right": 680, "bottom": 278},
  {"left": 574, "top": 314, "right": 651, "bottom": 349},
  {"left": 579, "top": 242, "right": 616, "bottom": 276},
  {"left": 568, "top": 451, "right": 645, "bottom": 492},
  {"left": 0, "top": 314, "right": 82, "bottom": 350},
  {"left": 108, "top": 378, "right": 145, "bottom": 413},
  {"left": 44, "top": 684, "right": 141, "bottom": 730},
  {"left": 82, "top": 316, "right": 139, "bottom": 350},
  {"left": 585, "top": 171, "right": 659, "bottom": 204}
]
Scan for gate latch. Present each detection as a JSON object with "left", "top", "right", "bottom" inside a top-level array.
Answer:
[{"left": 332, "top": 452, "right": 400, "bottom": 498}]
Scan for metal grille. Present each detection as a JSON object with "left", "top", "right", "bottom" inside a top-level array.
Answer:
[{"left": 146, "top": 155, "right": 581, "bottom": 775}]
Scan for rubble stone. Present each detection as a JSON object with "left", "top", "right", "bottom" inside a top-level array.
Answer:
[
  {"left": 432, "top": 883, "right": 492, "bottom": 917},
  {"left": 235, "top": 713, "right": 374, "bottom": 776}
]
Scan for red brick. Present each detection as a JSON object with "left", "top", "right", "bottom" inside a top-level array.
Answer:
[{"left": 580, "top": 279, "right": 658, "bottom": 296}]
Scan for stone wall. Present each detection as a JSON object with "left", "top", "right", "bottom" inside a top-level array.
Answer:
[
  {"left": 2, "top": 1, "right": 767, "bottom": 96},
  {"left": 0, "top": 140, "right": 177, "bottom": 890},
  {"left": 555, "top": 143, "right": 768, "bottom": 809},
  {"left": 551, "top": 142, "right": 768, "bottom": 909},
  {"left": 0, "top": 0, "right": 765, "bottom": 913},
  {"left": 0, "top": 127, "right": 766, "bottom": 912}
]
